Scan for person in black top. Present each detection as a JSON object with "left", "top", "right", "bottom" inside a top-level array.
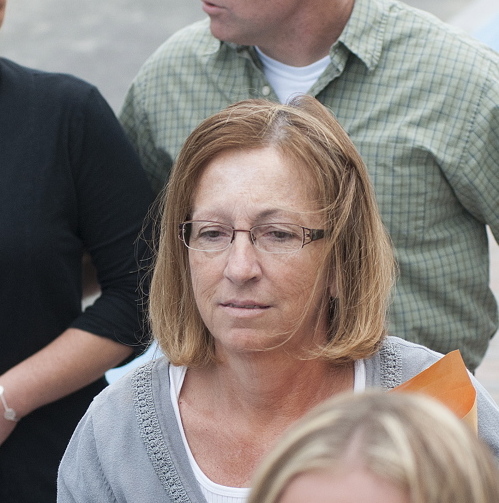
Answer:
[{"left": 0, "top": 1, "right": 153, "bottom": 501}]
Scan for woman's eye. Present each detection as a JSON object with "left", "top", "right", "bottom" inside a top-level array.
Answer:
[
  {"left": 269, "top": 230, "right": 294, "bottom": 240},
  {"left": 198, "top": 227, "right": 230, "bottom": 240},
  {"left": 261, "top": 226, "right": 300, "bottom": 241}
]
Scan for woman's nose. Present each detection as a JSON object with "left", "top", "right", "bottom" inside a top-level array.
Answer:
[{"left": 223, "top": 231, "right": 262, "bottom": 284}]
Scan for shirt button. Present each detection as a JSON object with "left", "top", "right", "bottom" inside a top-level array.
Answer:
[{"left": 262, "top": 85, "right": 271, "bottom": 96}]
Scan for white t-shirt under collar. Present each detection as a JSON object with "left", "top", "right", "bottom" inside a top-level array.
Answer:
[{"left": 255, "top": 46, "right": 331, "bottom": 103}]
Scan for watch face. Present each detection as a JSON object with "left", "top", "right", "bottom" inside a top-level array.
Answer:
[
  {"left": 4, "top": 408, "right": 17, "bottom": 422},
  {"left": 0, "top": 385, "right": 18, "bottom": 422}
]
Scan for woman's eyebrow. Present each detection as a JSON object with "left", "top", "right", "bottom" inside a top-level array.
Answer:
[
  {"left": 192, "top": 208, "right": 293, "bottom": 219},
  {"left": 255, "top": 209, "right": 299, "bottom": 220}
]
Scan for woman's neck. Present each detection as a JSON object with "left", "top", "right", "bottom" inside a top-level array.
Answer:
[
  {"left": 186, "top": 353, "right": 354, "bottom": 426},
  {"left": 178, "top": 355, "right": 354, "bottom": 487}
]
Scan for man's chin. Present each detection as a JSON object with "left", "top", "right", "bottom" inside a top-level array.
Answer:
[{"left": 208, "top": 22, "right": 249, "bottom": 46}]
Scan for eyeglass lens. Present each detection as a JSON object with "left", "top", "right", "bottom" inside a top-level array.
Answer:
[{"left": 183, "top": 221, "right": 307, "bottom": 253}]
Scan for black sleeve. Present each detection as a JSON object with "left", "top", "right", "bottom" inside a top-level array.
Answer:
[{"left": 68, "top": 85, "right": 154, "bottom": 356}]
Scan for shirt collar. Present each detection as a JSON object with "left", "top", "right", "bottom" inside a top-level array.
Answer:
[{"left": 337, "top": 0, "right": 387, "bottom": 72}]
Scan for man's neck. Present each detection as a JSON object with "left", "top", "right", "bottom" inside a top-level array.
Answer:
[{"left": 256, "top": 0, "right": 355, "bottom": 66}]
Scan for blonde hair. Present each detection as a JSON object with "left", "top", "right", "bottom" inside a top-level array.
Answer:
[
  {"left": 248, "top": 391, "right": 499, "bottom": 503},
  {"left": 149, "top": 96, "right": 395, "bottom": 366}
]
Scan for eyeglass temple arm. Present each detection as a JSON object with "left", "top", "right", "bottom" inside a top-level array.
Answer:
[{"left": 309, "top": 229, "right": 325, "bottom": 241}]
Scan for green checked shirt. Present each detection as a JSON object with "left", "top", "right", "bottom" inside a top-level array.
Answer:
[{"left": 120, "top": 0, "right": 499, "bottom": 371}]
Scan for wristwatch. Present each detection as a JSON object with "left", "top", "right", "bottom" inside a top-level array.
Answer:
[{"left": 0, "top": 385, "right": 19, "bottom": 422}]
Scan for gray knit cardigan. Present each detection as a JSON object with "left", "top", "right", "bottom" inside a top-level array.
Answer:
[{"left": 57, "top": 337, "right": 499, "bottom": 502}]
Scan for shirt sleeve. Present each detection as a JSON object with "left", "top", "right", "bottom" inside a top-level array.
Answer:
[
  {"left": 445, "top": 55, "right": 499, "bottom": 243},
  {"left": 120, "top": 77, "right": 173, "bottom": 195},
  {"left": 68, "top": 85, "right": 154, "bottom": 354}
]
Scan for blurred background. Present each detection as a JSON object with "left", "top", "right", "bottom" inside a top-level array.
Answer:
[{"left": 1, "top": 0, "right": 497, "bottom": 400}]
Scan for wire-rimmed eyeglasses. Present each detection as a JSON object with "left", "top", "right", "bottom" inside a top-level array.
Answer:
[{"left": 179, "top": 220, "right": 325, "bottom": 254}]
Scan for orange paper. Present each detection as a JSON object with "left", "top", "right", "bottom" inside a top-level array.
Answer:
[{"left": 391, "top": 350, "right": 477, "bottom": 432}]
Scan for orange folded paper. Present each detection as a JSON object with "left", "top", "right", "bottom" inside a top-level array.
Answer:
[{"left": 391, "top": 350, "right": 477, "bottom": 433}]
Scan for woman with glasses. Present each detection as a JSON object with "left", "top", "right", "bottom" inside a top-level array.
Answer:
[{"left": 58, "top": 96, "right": 499, "bottom": 503}]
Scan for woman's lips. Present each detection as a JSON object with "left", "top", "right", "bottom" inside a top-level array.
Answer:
[
  {"left": 220, "top": 300, "right": 272, "bottom": 316},
  {"left": 223, "top": 303, "right": 270, "bottom": 309}
]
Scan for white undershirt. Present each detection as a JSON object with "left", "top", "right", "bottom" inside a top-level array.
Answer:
[
  {"left": 170, "top": 360, "right": 366, "bottom": 503},
  {"left": 255, "top": 46, "right": 331, "bottom": 104}
]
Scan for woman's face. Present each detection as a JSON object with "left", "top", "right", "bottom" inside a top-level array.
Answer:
[
  {"left": 188, "top": 146, "right": 330, "bottom": 358},
  {"left": 278, "top": 467, "right": 410, "bottom": 503}
]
